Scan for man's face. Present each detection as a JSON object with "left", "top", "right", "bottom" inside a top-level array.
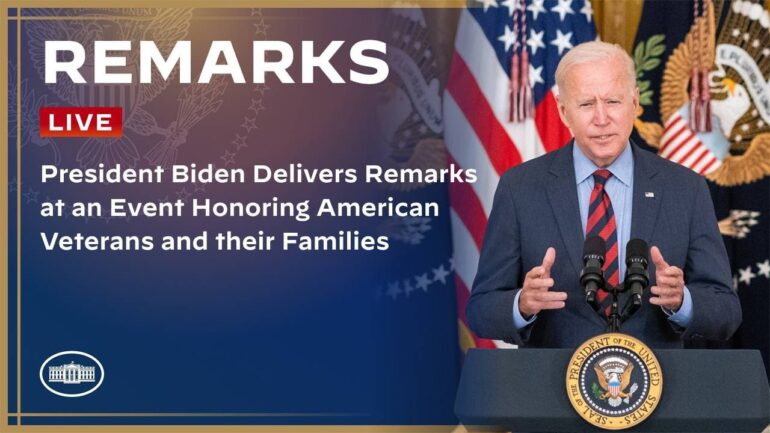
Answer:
[{"left": 557, "top": 58, "right": 639, "bottom": 167}]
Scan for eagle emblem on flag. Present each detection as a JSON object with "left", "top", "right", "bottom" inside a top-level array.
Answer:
[
  {"left": 635, "top": 0, "right": 770, "bottom": 186},
  {"left": 25, "top": 8, "right": 204, "bottom": 169},
  {"left": 377, "top": 8, "right": 447, "bottom": 192}
]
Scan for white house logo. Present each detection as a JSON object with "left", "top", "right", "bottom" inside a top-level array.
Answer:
[{"left": 39, "top": 351, "right": 104, "bottom": 397}]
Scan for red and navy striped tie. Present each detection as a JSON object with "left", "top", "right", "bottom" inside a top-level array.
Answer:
[{"left": 586, "top": 169, "right": 618, "bottom": 315}]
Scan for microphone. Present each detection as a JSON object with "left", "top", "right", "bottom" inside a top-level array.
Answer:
[
  {"left": 623, "top": 239, "right": 650, "bottom": 316},
  {"left": 580, "top": 236, "right": 605, "bottom": 310}
]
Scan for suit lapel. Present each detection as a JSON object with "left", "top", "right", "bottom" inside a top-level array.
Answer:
[
  {"left": 548, "top": 142, "right": 659, "bottom": 327},
  {"left": 630, "top": 143, "right": 663, "bottom": 242},
  {"left": 546, "top": 143, "right": 584, "bottom": 278}
]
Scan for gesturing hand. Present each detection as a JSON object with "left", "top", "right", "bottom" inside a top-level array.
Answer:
[
  {"left": 649, "top": 246, "right": 684, "bottom": 311},
  {"left": 519, "top": 247, "right": 567, "bottom": 317}
]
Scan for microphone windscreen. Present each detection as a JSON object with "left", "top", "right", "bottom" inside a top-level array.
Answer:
[
  {"left": 626, "top": 238, "right": 649, "bottom": 261},
  {"left": 583, "top": 236, "right": 606, "bottom": 257}
]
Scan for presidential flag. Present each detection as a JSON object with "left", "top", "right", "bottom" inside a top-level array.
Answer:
[
  {"left": 632, "top": 0, "right": 770, "bottom": 373},
  {"left": 444, "top": 0, "right": 597, "bottom": 349}
]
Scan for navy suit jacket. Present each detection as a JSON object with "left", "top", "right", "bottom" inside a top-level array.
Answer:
[{"left": 467, "top": 142, "right": 742, "bottom": 349}]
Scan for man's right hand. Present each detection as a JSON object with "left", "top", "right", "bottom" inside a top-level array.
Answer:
[{"left": 519, "top": 247, "right": 567, "bottom": 317}]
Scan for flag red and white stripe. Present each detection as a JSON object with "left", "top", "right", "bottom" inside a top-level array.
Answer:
[{"left": 444, "top": 0, "right": 597, "bottom": 350}]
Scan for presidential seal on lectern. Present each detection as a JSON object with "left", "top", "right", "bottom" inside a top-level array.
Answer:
[{"left": 567, "top": 333, "right": 663, "bottom": 430}]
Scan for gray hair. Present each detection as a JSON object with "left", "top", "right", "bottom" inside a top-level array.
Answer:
[{"left": 554, "top": 41, "right": 637, "bottom": 94}]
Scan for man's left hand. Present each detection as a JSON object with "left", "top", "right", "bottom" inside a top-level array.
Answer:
[{"left": 649, "top": 246, "right": 684, "bottom": 311}]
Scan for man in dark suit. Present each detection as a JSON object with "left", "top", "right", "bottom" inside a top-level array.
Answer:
[{"left": 466, "top": 41, "right": 741, "bottom": 349}]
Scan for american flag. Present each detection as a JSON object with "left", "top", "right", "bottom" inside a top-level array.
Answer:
[
  {"left": 659, "top": 109, "right": 722, "bottom": 175},
  {"left": 444, "top": 0, "right": 597, "bottom": 349}
]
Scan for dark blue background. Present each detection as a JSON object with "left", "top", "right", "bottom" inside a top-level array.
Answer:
[{"left": 7, "top": 8, "right": 461, "bottom": 425}]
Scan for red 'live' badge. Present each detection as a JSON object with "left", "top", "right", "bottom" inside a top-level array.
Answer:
[{"left": 39, "top": 107, "right": 123, "bottom": 138}]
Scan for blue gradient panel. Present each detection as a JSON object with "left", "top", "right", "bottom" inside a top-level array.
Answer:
[{"left": 6, "top": 8, "right": 460, "bottom": 426}]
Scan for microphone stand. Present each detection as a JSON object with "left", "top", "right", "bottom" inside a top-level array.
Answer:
[
  {"left": 606, "top": 283, "right": 621, "bottom": 332},
  {"left": 605, "top": 284, "right": 644, "bottom": 332}
]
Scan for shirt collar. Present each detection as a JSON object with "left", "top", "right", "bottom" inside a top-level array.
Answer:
[{"left": 573, "top": 141, "right": 633, "bottom": 187}]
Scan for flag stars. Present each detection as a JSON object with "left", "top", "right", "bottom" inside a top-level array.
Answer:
[
  {"left": 550, "top": 0, "right": 574, "bottom": 21},
  {"left": 498, "top": 25, "right": 517, "bottom": 52},
  {"left": 763, "top": 48, "right": 770, "bottom": 57},
  {"left": 757, "top": 260, "right": 770, "bottom": 279},
  {"left": 752, "top": 39, "right": 760, "bottom": 48},
  {"left": 551, "top": 29, "right": 574, "bottom": 55},
  {"left": 432, "top": 264, "right": 450, "bottom": 284},
  {"left": 233, "top": 134, "right": 248, "bottom": 150},
  {"left": 386, "top": 282, "right": 401, "bottom": 300},
  {"left": 501, "top": 0, "right": 518, "bottom": 16},
  {"left": 476, "top": 0, "right": 498, "bottom": 12},
  {"left": 415, "top": 273, "right": 431, "bottom": 292},
  {"left": 249, "top": 98, "right": 265, "bottom": 113},
  {"left": 732, "top": 28, "right": 741, "bottom": 38},
  {"left": 580, "top": 0, "right": 594, "bottom": 22},
  {"left": 527, "top": 29, "right": 545, "bottom": 55},
  {"left": 220, "top": 149, "right": 237, "bottom": 166},
  {"left": 403, "top": 279, "right": 416, "bottom": 297},
  {"left": 252, "top": 21, "right": 269, "bottom": 37},
  {"left": 241, "top": 116, "right": 258, "bottom": 133},
  {"left": 383, "top": 258, "right": 453, "bottom": 302},
  {"left": 527, "top": 0, "right": 546, "bottom": 20},
  {"left": 529, "top": 64, "right": 545, "bottom": 87},
  {"left": 738, "top": 265, "right": 756, "bottom": 285},
  {"left": 23, "top": 187, "right": 39, "bottom": 204}
]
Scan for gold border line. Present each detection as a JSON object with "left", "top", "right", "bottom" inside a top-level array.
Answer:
[
  {"left": 15, "top": 16, "right": 307, "bottom": 20},
  {"left": 15, "top": 9, "right": 22, "bottom": 428},
  {"left": 9, "top": 413, "right": 365, "bottom": 417},
  {"left": 2, "top": 425, "right": 461, "bottom": 433},
  {"left": 1, "top": 0, "right": 470, "bottom": 7},
  {"left": 2, "top": 5, "right": 465, "bottom": 432},
  {"left": 0, "top": 5, "right": 8, "bottom": 430}
]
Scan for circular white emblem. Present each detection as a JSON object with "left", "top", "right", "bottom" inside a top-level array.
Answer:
[{"left": 39, "top": 351, "right": 105, "bottom": 397}]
